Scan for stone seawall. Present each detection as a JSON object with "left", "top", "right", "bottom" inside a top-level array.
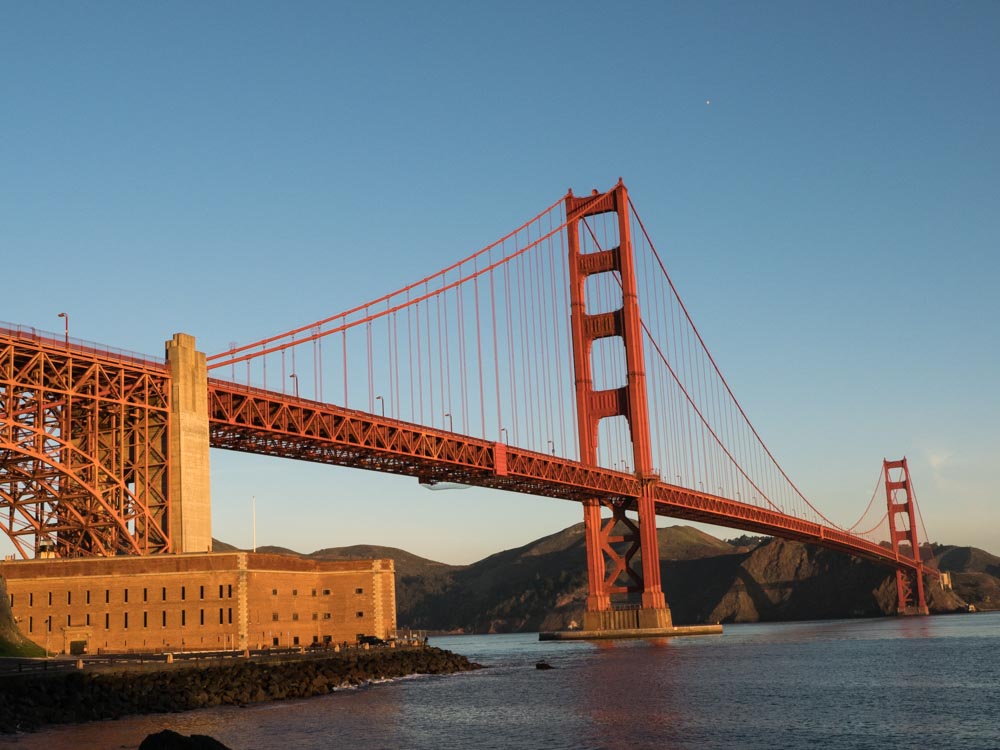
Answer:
[{"left": 0, "top": 647, "right": 481, "bottom": 733}]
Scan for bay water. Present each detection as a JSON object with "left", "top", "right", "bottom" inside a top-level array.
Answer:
[{"left": 2, "top": 613, "right": 997, "bottom": 749}]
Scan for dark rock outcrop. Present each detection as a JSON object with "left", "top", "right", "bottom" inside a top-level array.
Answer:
[
  {"left": 139, "top": 729, "right": 233, "bottom": 750},
  {"left": 0, "top": 647, "right": 481, "bottom": 733}
]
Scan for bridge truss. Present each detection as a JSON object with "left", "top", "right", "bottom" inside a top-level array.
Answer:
[{"left": 0, "top": 326, "right": 171, "bottom": 558}]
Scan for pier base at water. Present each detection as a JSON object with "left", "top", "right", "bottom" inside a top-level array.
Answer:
[
  {"left": 539, "top": 623, "right": 722, "bottom": 641},
  {"left": 542, "top": 606, "right": 721, "bottom": 640}
]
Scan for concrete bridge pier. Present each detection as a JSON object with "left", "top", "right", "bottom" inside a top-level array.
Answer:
[{"left": 166, "top": 333, "right": 212, "bottom": 553}]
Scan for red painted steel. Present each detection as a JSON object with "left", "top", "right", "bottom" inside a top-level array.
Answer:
[
  {"left": 565, "top": 182, "right": 667, "bottom": 616},
  {"left": 883, "top": 458, "right": 930, "bottom": 614},
  {"left": 206, "top": 379, "right": 936, "bottom": 579},
  {"left": 0, "top": 328, "right": 171, "bottom": 558}
]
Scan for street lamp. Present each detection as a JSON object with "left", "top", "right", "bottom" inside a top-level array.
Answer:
[
  {"left": 443, "top": 412, "right": 452, "bottom": 431},
  {"left": 375, "top": 395, "right": 384, "bottom": 417},
  {"left": 57, "top": 312, "right": 68, "bottom": 348},
  {"left": 289, "top": 373, "right": 299, "bottom": 398},
  {"left": 499, "top": 427, "right": 508, "bottom": 444},
  {"left": 547, "top": 439, "right": 555, "bottom": 455}
]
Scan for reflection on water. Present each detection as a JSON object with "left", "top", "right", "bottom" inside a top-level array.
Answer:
[{"left": 2, "top": 613, "right": 998, "bottom": 750}]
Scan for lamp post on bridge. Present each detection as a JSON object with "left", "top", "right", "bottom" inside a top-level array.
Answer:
[
  {"left": 443, "top": 412, "right": 452, "bottom": 431},
  {"left": 500, "top": 427, "right": 508, "bottom": 444},
  {"left": 289, "top": 373, "right": 299, "bottom": 398},
  {"left": 375, "top": 395, "right": 384, "bottom": 417},
  {"left": 57, "top": 312, "right": 68, "bottom": 348}
]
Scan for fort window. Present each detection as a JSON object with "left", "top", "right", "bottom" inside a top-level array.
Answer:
[
  {"left": 181, "top": 611, "right": 186, "bottom": 627},
  {"left": 143, "top": 612, "right": 148, "bottom": 628},
  {"left": 272, "top": 613, "right": 279, "bottom": 621},
  {"left": 199, "top": 586, "right": 204, "bottom": 600},
  {"left": 181, "top": 586, "right": 186, "bottom": 600},
  {"left": 356, "top": 611, "right": 363, "bottom": 618},
  {"left": 228, "top": 584, "right": 233, "bottom": 598},
  {"left": 312, "top": 613, "right": 318, "bottom": 620},
  {"left": 86, "top": 590, "right": 91, "bottom": 605},
  {"left": 322, "top": 589, "right": 330, "bottom": 596},
  {"left": 66, "top": 614, "right": 71, "bottom": 626},
  {"left": 86, "top": 614, "right": 91, "bottom": 626},
  {"left": 228, "top": 608, "right": 232, "bottom": 624},
  {"left": 323, "top": 612, "right": 331, "bottom": 620},
  {"left": 200, "top": 609, "right": 205, "bottom": 626},
  {"left": 162, "top": 587, "right": 167, "bottom": 601},
  {"left": 293, "top": 636, "right": 300, "bottom": 646},
  {"left": 47, "top": 617, "right": 52, "bottom": 632},
  {"left": 124, "top": 589, "right": 129, "bottom": 603},
  {"left": 67, "top": 591, "right": 71, "bottom": 605},
  {"left": 292, "top": 589, "right": 298, "bottom": 596},
  {"left": 292, "top": 613, "right": 299, "bottom": 621},
  {"left": 105, "top": 590, "right": 110, "bottom": 604},
  {"left": 105, "top": 613, "right": 109, "bottom": 629},
  {"left": 143, "top": 588, "right": 148, "bottom": 602},
  {"left": 124, "top": 612, "right": 129, "bottom": 629},
  {"left": 162, "top": 611, "right": 167, "bottom": 627},
  {"left": 29, "top": 593, "right": 33, "bottom": 607},
  {"left": 271, "top": 588, "right": 277, "bottom": 595},
  {"left": 355, "top": 588, "right": 364, "bottom": 595},
  {"left": 28, "top": 616, "right": 32, "bottom": 633},
  {"left": 48, "top": 592, "right": 52, "bottom": 606},
  {"left": 312, "top": 589, "right": 317, "bottom": 597}
]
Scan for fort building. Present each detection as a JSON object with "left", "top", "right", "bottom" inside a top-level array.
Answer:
[{"left": 1, "top": 552, "right": 396, "bottom": 655}]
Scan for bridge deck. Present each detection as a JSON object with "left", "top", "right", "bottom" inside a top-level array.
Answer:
[{"left": 208, "top": 380, "right": 932, "bottom": 577}]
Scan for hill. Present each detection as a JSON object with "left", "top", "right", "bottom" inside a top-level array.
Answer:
[
  {"left": 219, "top": 527, "right": 996, "bottom": 632},
  {"left": 932, "top": 545, "right": 1000, "bottom": 611}
]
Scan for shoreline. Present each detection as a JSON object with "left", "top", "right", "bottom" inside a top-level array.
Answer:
[{"left": 0, "top": 646, "right": 481, "bottom": 734}]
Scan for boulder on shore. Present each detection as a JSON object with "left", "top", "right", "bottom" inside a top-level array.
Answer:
[{"left": 139, "top": 729, "right": 233, "bottom": 750}]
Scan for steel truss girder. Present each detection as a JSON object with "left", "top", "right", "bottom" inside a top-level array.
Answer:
[
  {"left": 0, "top": 332, "right": 171, "bottom": 558},
  {"left": 208, "top": 381, "right": 932, "bottom": 582}
]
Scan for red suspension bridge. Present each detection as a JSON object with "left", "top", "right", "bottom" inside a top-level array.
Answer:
[{"left": 0, "top": 181, "right": 935, "bottom": 626}]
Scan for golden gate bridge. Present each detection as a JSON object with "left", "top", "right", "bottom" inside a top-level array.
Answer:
[{"left": 0, "top": 181, "right": 935, "bottom": 629}]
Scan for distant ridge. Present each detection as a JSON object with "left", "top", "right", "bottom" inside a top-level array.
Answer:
[{"left": 208, "top": 526, "right": 994, "bottom": 634}]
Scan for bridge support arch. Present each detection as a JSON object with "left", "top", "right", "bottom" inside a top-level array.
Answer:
[{"left": 566, "top": 182, "right": 671, "bottom": 630}]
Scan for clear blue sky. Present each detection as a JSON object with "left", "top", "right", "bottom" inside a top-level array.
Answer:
[{"left": 2, "top": 2, "right": 997, "bottom": 563}]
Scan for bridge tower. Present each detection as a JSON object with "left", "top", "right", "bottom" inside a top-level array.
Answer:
[
  {"left": 566, "top": 181, "right": 671, "bottom": 631},
  {"left": 166, "top": 333, "right": 213, "bottom": 553},
  {"left": 883, "top": 458, "right": 929, "bottom": 615}
]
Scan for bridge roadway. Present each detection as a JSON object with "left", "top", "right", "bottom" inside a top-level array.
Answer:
[
  {"left": 0, "top": 326, "right": 929, "bottom": 580},
  {"left": 208, "top": 380, "right": 933, "bottom": 579}
]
